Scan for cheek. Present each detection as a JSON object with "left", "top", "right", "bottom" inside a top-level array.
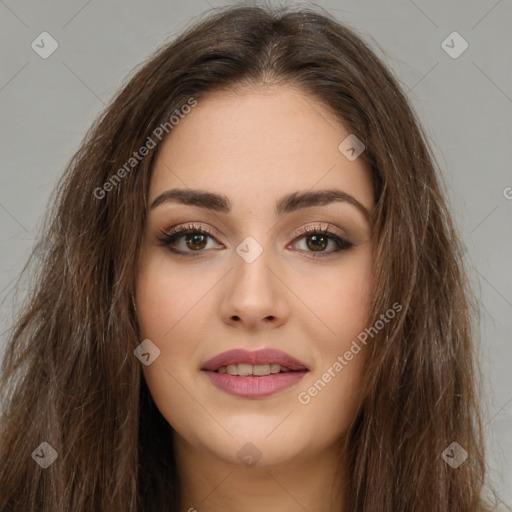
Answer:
[
  {"left": 297, "top": 250, "right": 373, "bottom": 342},
  {"left": 136, "top": 261, "right": 208, "bottom": 435},
  {"left": 136, "top": 253, "right": 207, "bottom": 343},
  {"left": 294, "top": 253, "right": 372, "bottom": 426},
  {"left": 298, "top": 352, "right": 367, "bottom": 447},
  {"left": 135, "top": 258, "right": 205, "bottom": 385}
]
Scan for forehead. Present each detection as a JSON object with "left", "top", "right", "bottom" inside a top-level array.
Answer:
[{"left": 149, "top": 85, "right": 374, "bottom": 214}]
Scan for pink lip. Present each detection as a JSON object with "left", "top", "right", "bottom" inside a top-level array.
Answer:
[
  {"left": 203, "top": 371, "right": 308, "bottom": 399},
  {"left": 201, "top": 348, "right": 309, "bottom": 399},
  {"left": 201, "top": 348, "right": 308, "bottom": 371}
]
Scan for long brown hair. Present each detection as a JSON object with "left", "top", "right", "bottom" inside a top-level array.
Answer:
[{"left": 0, "top": 4, "right": 496, "bottom": 511}]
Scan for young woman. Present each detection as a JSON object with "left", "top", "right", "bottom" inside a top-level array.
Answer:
[{"left": 0, "top": 4, "right": 498, "bottom": 511}]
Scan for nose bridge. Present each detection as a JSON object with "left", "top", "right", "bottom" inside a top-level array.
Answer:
[
  {"left": 232, "top": 233, "right": 276, "bottom": 299},
  {"left": 220, "top": 232, "right": 288, "bottom": 325}
]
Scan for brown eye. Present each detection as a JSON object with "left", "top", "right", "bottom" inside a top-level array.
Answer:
[
  {"left": 291, "top": 226, "right": 353, "bottom": 255},
  {"left": 185, "top": 233, "right": 208, "bottom": 251},
  {"left": 305, "top": 233, "right": 329, "bottom": 252},
  {"left": 157, "top": 224, "right": 221, "bottom": 256}
]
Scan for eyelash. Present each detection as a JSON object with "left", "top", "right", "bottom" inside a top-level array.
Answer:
[{"left": 157, "top": 222, "right": 353, "bottom": 258}]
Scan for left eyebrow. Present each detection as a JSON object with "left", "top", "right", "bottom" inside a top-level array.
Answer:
[{"left": 149, "top": 187, "right": 371, "bottom": 220}]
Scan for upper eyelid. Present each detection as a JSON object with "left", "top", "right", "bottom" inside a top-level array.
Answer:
[{"left": 162, "top": 222, "right": 347, "bottom": 241}]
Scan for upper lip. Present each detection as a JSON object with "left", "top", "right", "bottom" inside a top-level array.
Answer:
[{"left": 201, "top": 348, "right": 309, "bottom": 372}]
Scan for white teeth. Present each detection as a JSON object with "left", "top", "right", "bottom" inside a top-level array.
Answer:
[
  {"left": 237, "top": 363, "right": 252, "bottom": 376},
  {"left": 217, "top": 363, "right": 292, "bottom": 376},
  {"left": 253, "top": 364, "right": 270, "bottom": 376},
  {"left": 226, "top": 364, "right": 238, "bottom": 375}
]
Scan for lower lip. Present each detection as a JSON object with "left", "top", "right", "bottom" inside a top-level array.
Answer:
[{"left": 202, "top": 370, "right": 308, "bottom": 398}]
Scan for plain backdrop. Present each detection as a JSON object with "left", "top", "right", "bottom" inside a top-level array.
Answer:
[{"left": 1, "top": 0, "right": 511, "bottom": 506}]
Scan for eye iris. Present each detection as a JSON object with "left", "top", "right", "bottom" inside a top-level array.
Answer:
[
  {"left": 186, "top": 233, "right": 207, "bottom": 250},
  {"left": 306, "top": 234, "right": 327, "bottom": 251}
]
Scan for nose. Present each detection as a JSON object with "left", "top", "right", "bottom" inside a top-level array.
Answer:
[{"left": 218, "top": 242, "right": 290, "bottom": 330}]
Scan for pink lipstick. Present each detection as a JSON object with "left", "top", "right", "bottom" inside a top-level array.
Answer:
[{"left": 201, "top": 348, "right": 309, "bottom": 399}]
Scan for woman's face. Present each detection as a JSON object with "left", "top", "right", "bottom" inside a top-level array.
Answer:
[{"left": 136, "top": 85, "right": 374, "bottom": 468}]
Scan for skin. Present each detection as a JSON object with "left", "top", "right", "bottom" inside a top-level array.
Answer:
[{"left": 136, "top": 84, "right": 375, "bottom": 512}]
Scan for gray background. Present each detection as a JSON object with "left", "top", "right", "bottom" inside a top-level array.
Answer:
[{"left": 1, "top": 0, "right": 511, "bottom": 506}]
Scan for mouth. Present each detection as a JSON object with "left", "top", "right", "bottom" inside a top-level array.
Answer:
[{"left": 201, "top": 348, "right": 309, "bottom": 398}]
